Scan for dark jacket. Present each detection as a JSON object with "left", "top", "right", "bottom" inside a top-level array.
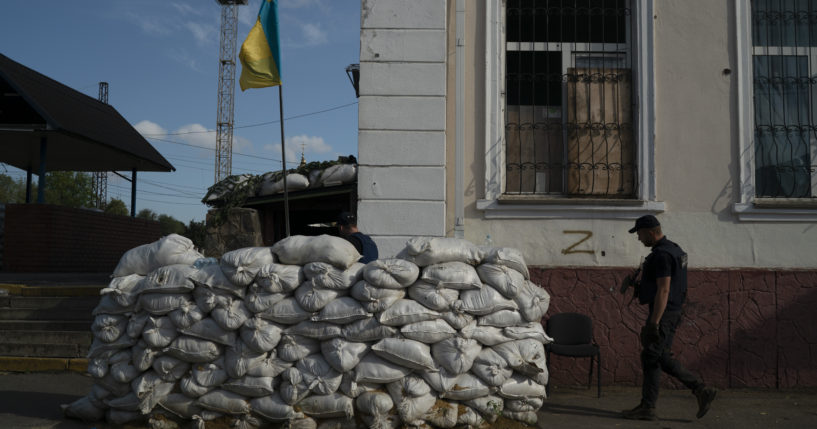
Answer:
[
  {"left": 638, "top": 237, "right": 688, "bottom": 312},
  {"left": 347, "top": 232, "right": 378, "bottom": 264}
]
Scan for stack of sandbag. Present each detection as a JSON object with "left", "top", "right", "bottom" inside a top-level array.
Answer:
[{"left": 63, "top": 234, "right": 551, "bottom": 429}]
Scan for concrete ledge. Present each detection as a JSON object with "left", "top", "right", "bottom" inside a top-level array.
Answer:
[
  {"left": 0, "top": 356, "right": 88, "bottom": 373},
  {"left": 0, "top": 284, "right": 103, "bottom": 297}
]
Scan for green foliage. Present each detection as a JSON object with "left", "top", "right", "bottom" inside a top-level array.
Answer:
[
  {"left": 158, "top": 214, "right": 186, "bottom": 236},
  {"left": 104, "top": 198, "right": 129, "bottom": 216},
  {"left": 43, "top": 171, "right": 95, "bottom": 208},
  {"left": 136, "top": 208, "right": 158, "bottom": 221},
  {"left": 0, "top": 173, "right": 27, "bottom": 203},
  {"left": 185, "top": 219, "right": 207, "bottom": 250}
]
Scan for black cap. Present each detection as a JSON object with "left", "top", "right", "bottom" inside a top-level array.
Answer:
[
  {"left": 629, "top": 215, "right": 660, "bottom": 233},
  {"left": 337, "top": 211, "right": 356, "bottom": 226}
]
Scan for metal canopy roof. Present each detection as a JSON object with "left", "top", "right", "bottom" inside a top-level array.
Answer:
[{"left": 0, "top": 53, "right": 174, "bottom": 173}]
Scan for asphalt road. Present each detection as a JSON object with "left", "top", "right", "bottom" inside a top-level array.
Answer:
[{"left": 2, "top": 372, "right": 816, "bottom": 429}]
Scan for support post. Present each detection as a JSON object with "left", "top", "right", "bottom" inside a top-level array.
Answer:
[
  {"left": 37, "top": 137, "right": 47, "bottom": 203},
  {"left": 131, "top": 168, "right": 137, "bottom": 217},
  {"left": 26, "top": 167, "right": 32, "bottom": 203}
]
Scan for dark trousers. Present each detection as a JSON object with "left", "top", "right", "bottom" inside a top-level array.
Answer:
[{"left": 641, "top": 310, "right": 703, "bottom": 408}]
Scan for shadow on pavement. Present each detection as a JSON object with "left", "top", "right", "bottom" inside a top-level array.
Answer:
[{"left": 541, "top": 402, "right": 694, "bottom": 424}]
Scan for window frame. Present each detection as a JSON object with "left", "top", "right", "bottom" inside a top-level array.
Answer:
[
  {"left": 478, "top": 0, "right": 663, "bottom": 219},
  {"left": 734, "top": 0, "right": 817, "bottom": 221}
]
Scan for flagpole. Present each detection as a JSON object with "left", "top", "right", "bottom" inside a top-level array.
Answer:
[{"left": 278, "top": 84, "right": 290, "bottom": 237}]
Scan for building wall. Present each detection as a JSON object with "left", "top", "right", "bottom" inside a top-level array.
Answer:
[{"left": 2, "top": 204, "right": 161, "bottom": 273}]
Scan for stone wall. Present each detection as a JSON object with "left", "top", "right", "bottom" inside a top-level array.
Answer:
[{"left": 535, "top": 267, "right": 817, "bottom": 389}]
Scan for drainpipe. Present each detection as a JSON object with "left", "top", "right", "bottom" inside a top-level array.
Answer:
[{"left": 454, "top": 0, "right": 465, "bottom": 239}]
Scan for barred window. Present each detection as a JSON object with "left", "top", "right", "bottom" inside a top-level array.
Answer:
[
  {"left": 751, "top": 0, "right": 817, "bottom": 198},
  {"left": 505, "top": 0, "right": 635, "bottom": 197}
]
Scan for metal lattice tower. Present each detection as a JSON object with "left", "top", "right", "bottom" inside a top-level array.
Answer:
[
  {"left": 215, "top": 0, "right": 247, "bottom": 183},
  {"left": 93, "top": 82, "right": 109, "bottom": 208}
]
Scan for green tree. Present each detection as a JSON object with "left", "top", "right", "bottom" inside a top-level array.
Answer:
[
  {"left": 158, "top": 214, "right": 186, "bottom": 236},
  {"left": 0, "top": 173, "right": 27, "bottom": 203},
  {"left": 43, "top": 171, "right": 94, "bottom": 207},
  {"left": 136, "top": 208, "right": 158, "bottom": 221},
  {"left": 104, "top": 198, "right": 129, "bottom": 216},
  {"left": 185, "top": 219, "right": 207, "bottom": 250}
]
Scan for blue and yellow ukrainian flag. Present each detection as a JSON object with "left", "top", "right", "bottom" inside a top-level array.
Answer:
[{"left": 239, "top": 0, "right": 281, "bottom": 91}]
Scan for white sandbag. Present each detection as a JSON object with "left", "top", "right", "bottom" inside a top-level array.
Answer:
[
  {"left": 504, "top": 322, "right": 554, "bottom": 344},
  {"left": 378, "top": 299, "right": 441, "bottom": 326},
  {"left": 224, "top": 340, "right": 268, "bottom": 379},
  {"left": 244, "top": 284, "right": 287, "bottom": 313},
  {"left": 180, "top": 376, "right": 212, "bottom": 398},
  {"left": 431, "top": 337, "right": 482, "bottom": 374},
  {"left": 246, "top": 355, "right": 293, "bottom": 378},
  {"left": 285, "top": 321, "right": 343, "bottom": 340},
  {"left": 321, "top": 338, "right": 369, "bottom": 373},
  {"left": 91, "top": 314, "right": 128, "bottom": 343},
  {"left": 372, "top": 338, "right": 436, "bottom": 371},
  {"left": 272, "top": 235, "right": 361, "bottom": 269},
  {"left": 240, "top": 316, "right": 284, "bottom": 353},
  {"left": 491, "top": 339, "right": 547, "bottom": 378},
  {"left": 482, "top": 247, "right": 530, "bottom": 279},
  {"left": 92, "top": 294, "right": 135, "bottom": 316},
  {"left": 464, "top": 395, "right": 504, "bottom": 423},
  {"left": 100, "top": 274, "right": 144, "bottom": 307},
  {"left": 342, "top": 317, "right": 399, "bottom": 343},
  {"left": 407, "top": 281, "right": 459, "bottom": 312},
  {"left": 398, "top": 237, "right": 483, "bottom": 267},
  {"left": 476, "top": 263, "right": 526, "bottom": 298},
  {"left": 250, "top": 393, "right": 304, "bottom": 421},
  {"left": 455, "top": 285, "right": 518, "bottom": 316},
  {"left": 223, "top": 375, "right": 276, "bottom": 397},
  {"left": 504, "top": 396, "right": 543, "bottom": 412},
  {"left": 255, "top": 263, "right": 304, "bottom": 293},
  {"left": 279, "top": 375, "right": 311, "bottom": 405},
  {"left": 87, "top": 335, "right": 135, "bottom": 359},
  {"left": 497, "top": 373, "right": 547, "bottom": 399},
  {"left": 165, "top": 298, "right": 204, "bottom": 330},
  {"left": 311, "top": 297, "right": 370, "bottom": 324},
  {"left": 196, "top": 389, "right": 251, "bottom": 415},
  {"left": 503, "top": 410, "right": 538, "bottom": 425},
  {"left": 295, "top": 282, "right": 343, "bottom": 312},
  {"left": 164, "top": 336, "right": 222, "bottom": 363},
  {"left": 400, "top": 319, "right": 457, "bottom": 344},
  {"left": 387, "top": 376, "right": 436, "bottom": 424},
  {"left": 132, "top": 340, "right": 160, "bottom": 372},
  {"left": 355, "top": 391, "right": 393, "bottom": 418},
  {"left": 420, "top": 363, "right": 460, "bottom": 394},
  {"left": 132, "top": 370, "right": 176, "bottom": 414},
  {"left": 316, "top": 418, "right": 362, "bottom": 429},
  {"left": 106, "top": 408, "right": 145, "bottom": 426},
  {"left": 258, "top": 172, "right": 310, "bottom": 195},
  {"left": 180, "top": 318, "right": 237, "bottom": 346},
  {"left": 87, "top": 356, "right": 109, "bottom": 379},
  {"left": 189, "top": 263, "right": 244, "bottom": 298},
  {"left": 456, "top": 405, "right": 485, "bottom": 428},
  {"left": 470, "top": 347, "right": 513, "bottom": 387},
  {"left": 315, "top": 163, "right": 357, "bottom": 187},
  {"left": 349, "top": 280, "right": 404, "bottom": 313},
  {"left": 62, "top": 392, "right": 107, "bottom": 422},
  {"left": 211, "top": 297, "right": 252, "bottom": 331},
  {"left": 339, "top": 372, "right": 379, "bottom": 399},
  {"left": 110, "top": 359, "right": 140, "bottom": 383},
  {"left": 142, "top": 264, "right": 196, "bottom": 294},
  {"left": 192, "top": 286, "right": 232, "bottom": 313},
  {"left": 105, "top": 392, "right": 141, "bottom": 411},
  {"left": 113, "top": 234, "right": 202, "bottom": 277},
  {"left": 441, "top": 309, "right": 474, "bottom": 330},
  {"left": 159, "top": 393, "right": 207, "bottom": 420},
  {"left": 478, "top": 309, "right": 525, "bottom": 328},
  {"left": 439, "top": 373, "right": 490, "bottom": 401},
  {"left": 296, "top": 393, "right": 354, "bottom": 419},
  {"left": 259, "top": 297, "right": 312, "bottom": 324},
  {"left": 422, "top": 399, "right": 458, "bottom": 428},
  {"left": 152, "top": 355, "right": 190, "bottom": 381},
  {"left": 220, "top": 247, "right": 275, "bottom": 286},
  {"left": 139, "top": 293, "right": 192, "bottom": 316},
  {"left": 354, "top": 354, "right": 412, "bottom": 384},
  {"left": 192, "top": 359, "right": 229, "bottom": 387},
  {"left": 127, "top": 312, "right": 150, "bottom": 339},
  {"left": 96, "top": 373, "right": 132, "bottom": 397},
  {"left": 363, "top": 258, "right": 420, "bottom": 289},
  {"left": 277, "top": 334, "right": 321, "bottom": 362},
  {"left": 304, "top": 262, "right": 364, "bottom": 290},
  {"left": 460, "top": 322, "right": 513, "bottom": 346},
  {"left": 419, "top": 262, "right": 482, "bottom": 290},
  {"left": 513, "top": 281, "right": 551, "bottom": 322},
  {"left": 297, "top": 354, "right": 343, "bottom": 395}
]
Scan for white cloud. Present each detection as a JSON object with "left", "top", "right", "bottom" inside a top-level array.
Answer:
[
  {"left": 184, "top": 21, "right": 216, "bottom": 45},
  {"left": 134, "top": 120, "right": 167, "bottom": 137},
  {"left": 300, "top": 23, "right": 328, "bottom": 46},
  {"left": 126, "top": 11, "right": 171, "bottom": 36},
  {"left": 171, "top": 2, "right": 201, "bottom": 16},
  {"left": 263, "top": 134, "right": 332, "bottom": 165}
]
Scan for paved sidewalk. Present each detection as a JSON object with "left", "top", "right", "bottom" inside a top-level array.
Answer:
[{"left": 1, "top": 371, "right": 816, "bottom": 428}]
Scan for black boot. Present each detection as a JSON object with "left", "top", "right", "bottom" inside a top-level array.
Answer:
[
  {"left": 621, "top": 402, "right": 657, "bottom": 421},
  {"left": 694, "top": 386, "right": 717, "bottom": 418}
]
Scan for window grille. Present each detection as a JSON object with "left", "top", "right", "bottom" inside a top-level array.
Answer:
[
  {"left": 505, "top": 0, "right": 636, "bottom": 197},
  {"left": 751, "top": 0, "right": 817, "bottom": 198}
]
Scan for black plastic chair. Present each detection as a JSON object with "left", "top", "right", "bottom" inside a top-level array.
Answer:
[{"left": 544, "top": 312, "right": 601, "bottom": 397}]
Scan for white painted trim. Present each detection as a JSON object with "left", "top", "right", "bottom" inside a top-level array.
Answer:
[
  {"left": 482, "top": 0, "right": 657, "bottom": 215},
  {"left": 733, "top": 203, "right": 817, "bottom": 222}
]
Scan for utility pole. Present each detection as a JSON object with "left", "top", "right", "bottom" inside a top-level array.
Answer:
[
  {"left": 215, "top": 0, "right": 247, "bottom": 183},
  {"left": 93, "top": 82, "right": 109, "bottom": 209}
]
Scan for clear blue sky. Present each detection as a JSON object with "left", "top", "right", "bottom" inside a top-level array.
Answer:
[{"left": 1, "top": 0, "right": 361, "bottom": 223}]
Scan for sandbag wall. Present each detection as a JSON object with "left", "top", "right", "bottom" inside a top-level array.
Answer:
[{"left": 63, "top": 234, "right": 552, "bottom": 428}]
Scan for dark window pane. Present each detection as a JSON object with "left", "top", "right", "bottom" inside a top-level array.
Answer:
[{"left": 507, "top": 51, "right": 562, "bottom": 106}]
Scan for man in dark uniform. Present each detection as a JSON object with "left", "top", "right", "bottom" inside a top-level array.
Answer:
[
  {"left": 337, "top": 211, "right": 379, "bottom": 264},
  {"left": 622, "top": 215, "right": 717, "bottom": 421}
]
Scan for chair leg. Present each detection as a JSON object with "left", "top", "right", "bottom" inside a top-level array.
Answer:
[
  {"left": 597, "top": 353, "right": 601, "bottom": 398},
  {"left": 587, "top": 356, "right": 594, "bottom": 391}
]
